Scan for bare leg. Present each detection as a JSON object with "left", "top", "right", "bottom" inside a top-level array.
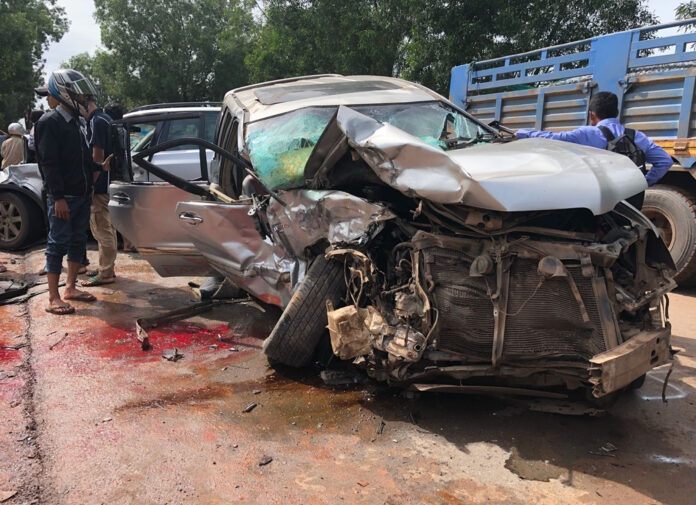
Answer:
[
  {"left": 47, "top": 272, "right": 63, "bottom": 307},
  {"left": 64, "top": 261, "right": 95, "bottom": 301}
]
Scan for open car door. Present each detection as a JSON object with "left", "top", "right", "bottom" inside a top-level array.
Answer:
[
  {"left": 121, "top": 138, "right": 284, "bottom": 292},
  {"left": 109, "top": 129, "right": 218, "bottom": 277}
]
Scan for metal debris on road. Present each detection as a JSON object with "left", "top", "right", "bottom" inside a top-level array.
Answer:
[
  {"left": 48, "top": 332, "right": 69, "bottom": 350},
  {"left": 242, "top": 402, "right": 258, "bottom": 413},
  {"left": 0, "top": 343, "right": 26, "bottom": 350},
  {"left": 320, "top": 369, "right": 367, "bottom": 386},
  {"left": 377, "top": 420, "right": 386, "bottom": 435},
  {"left": 162, "top": 348, "right": 183, "bottom": 362},
  {"left": 258, "top": 455, "right": 273, "bottom": 466},
  {"left": 101, "top": 417, "right": 113, "bottom": 423},
  {"left": 589, "top": 442, "right": 618, "bottom": 457},
  {"left": 253, "top": 389, "right": 261, "bottom": 395}
]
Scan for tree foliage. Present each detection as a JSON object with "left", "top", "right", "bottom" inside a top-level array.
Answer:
[
  {"left": 0, "top": 0, "right": 67, "bottom": 128},
  {"left": 63, "top": 0, "right": 658, "bottom": 107},
  {"left": 676, "top": 1, "right": 696, "bottom": 20},
  {"left": 93, "top": 0, "right": 256, "bottom": 107}
]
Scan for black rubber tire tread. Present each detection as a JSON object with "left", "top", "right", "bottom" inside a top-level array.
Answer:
[
  {"left": 643, "top": 185, "right": 696, "bottom": 285},
  {"left": 0, "top": 192, "right": 35, "bottom": 250},
  {"left": 263, "top": 255, "right": 345, "bottom": 367}
]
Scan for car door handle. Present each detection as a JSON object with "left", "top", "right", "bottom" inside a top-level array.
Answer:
[
  {"left": 178, "top": 212, "right": 204, "bottom": 225},
  {"left": 111, "top": 192, "right": 131, "bottom": 204}
]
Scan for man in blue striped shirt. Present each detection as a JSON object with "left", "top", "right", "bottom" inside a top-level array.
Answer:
[{"left": 516, "top": 92, "right": 673, "bottom": 187}]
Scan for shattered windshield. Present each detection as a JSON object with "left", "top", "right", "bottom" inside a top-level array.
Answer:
[{"left": 245, "top": 101, "right": 488, "bottom": 190}]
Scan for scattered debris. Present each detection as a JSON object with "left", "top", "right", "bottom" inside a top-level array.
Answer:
[
  {"left": 0, "top": 343, "right": 26, "bottom": 350},
  {"left": 589, "top": 442, "right": 618, "bottom": 457},
  {"left": 320, "top": 369, "right": 367, "bottom": 386},
  {"left": 46, "top": 330, "right": 57, "bottom": 336},
  {"left": 377, "top": 420, "right": 386, "bottom": 435},
  {"left": 228, "top": 347, "right": 239, "bottom": 352},
  {"left": 210, "top": 344, "right": 218, "bottom": 350},
  {"left": 101, "top": 417, "right": 113, "bottom": 423},
  {"left": 162, "top": 348, "right": 183, "bottom": 362},
  {"left": 0, "top": 277, "right": 28, "bottom": 302},
  {"left": 48, "top": 332, "right": 69, "bottom": 350},
  {"left": 242, "top": 402, "right": 258, "bottom": 413},
  {"left": 258, "top": 455, "right": 273, "bottom": 466},
  {"left": 357, "top": 481, "right": 369, "bottom": 487},
  {"left": 662, "top": 362, "right": 675, "bottom": 403},
  {"left": 252, "top": 389, "right": 261, "bottom": 395}
]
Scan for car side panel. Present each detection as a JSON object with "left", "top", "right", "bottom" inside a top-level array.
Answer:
[{"left": 109, "top": 182, "right": 216, "bottom": 277}]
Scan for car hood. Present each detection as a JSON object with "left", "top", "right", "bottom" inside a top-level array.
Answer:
[{"left": 305, "top": 106, "right": 647, "bottom": 215}]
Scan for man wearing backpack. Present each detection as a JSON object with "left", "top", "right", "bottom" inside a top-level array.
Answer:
[{"left": 515, "top": 91, "right": 673, "bottom": 208}]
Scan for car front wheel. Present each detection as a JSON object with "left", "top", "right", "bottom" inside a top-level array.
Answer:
[{"left": 0, "top": 192, "right": 40, "bottom": 250}]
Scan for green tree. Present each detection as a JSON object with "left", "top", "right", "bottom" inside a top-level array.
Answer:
[
  {"left": 246, "top": 0, "right": 411, "bottom": 82},
  {"left": 93, "top": 0, "right": 256, "bottom": 107},
  {"left": 0, "top": 0, "right": 67, "bottom": 128},
  {"left": 401, "top": 0, "right": 658, "bottom": 94},
  {"left": 676, "top": 1, "right": 696, "bottom": 19}
]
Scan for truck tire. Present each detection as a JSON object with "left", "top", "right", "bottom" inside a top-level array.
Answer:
[
  {"left": 0, "top": 192, "right": 41, "bottom": 250},
  {"left": 263, "top": 255, "right": 345, "bottom": 367},
  {"left": 643, "top": 186, "right": 696, "bottom": 285}
]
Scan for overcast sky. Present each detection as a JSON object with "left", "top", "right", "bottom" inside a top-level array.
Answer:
[{"left": 41, "top": 0, "right": 687, "bottom": 82}]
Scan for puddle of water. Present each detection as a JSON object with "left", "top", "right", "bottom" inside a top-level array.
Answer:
[
  {"left": 648, "top": 454, "right": 696, "bottom": 465},
  {"left": 636, "top": 371, "right": 687, "bottom": 401}
]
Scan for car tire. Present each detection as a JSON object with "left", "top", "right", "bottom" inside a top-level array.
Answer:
[
  {"left": 642, "top": 186, "right": 696, "bottom": 285},
  {"left": 0, "top": 192, "right": 41, "bottom": 250},
  {"left": 263, "top": 255, "right": 345, "bottom": 367}
]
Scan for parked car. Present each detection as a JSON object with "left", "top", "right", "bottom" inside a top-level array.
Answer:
[
  {"left": 0, "top": 102, "right": 220, "bottom": 251},
  {"left": 120, "top": 75, "right": 676, "bottom": 400}
]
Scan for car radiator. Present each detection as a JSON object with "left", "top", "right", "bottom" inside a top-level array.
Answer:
[{"left": 418, "top": 243, "right": 609, "bottom": 363}]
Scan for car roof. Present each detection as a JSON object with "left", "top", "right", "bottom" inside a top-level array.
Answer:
[
  {"left": 224, "top": 75, "right": 445, "bottom": 123},
  {"left": 123, "top": 106, "right": 220, "bottom": 120}
]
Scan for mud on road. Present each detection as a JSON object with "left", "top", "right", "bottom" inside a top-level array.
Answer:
[{"left": 1, "top": 247, "right": 695, "bottom": 505}]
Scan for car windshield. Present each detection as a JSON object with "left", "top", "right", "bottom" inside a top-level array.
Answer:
[{"left": 245, "top": 101, "right": 488, "bottom": 190}]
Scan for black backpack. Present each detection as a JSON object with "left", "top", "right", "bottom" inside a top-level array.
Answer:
[
  {"left": 109, "top": 121, "right": 131, "bottom": 182},
  {"left": 598, "top": 125, "right": 647, "bottom": 174}
]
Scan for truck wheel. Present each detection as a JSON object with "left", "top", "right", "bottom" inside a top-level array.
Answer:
[
  {"left": 0, "top": 192, "right": 39, "bottom": 250},
  {"left": 263, "top": 255, "right": 345, "bottom": 367},
  {"left": 643, "top": 186, "right": 696, "bottom": 285}
]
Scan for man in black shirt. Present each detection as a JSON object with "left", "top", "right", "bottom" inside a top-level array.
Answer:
[{"left": 36, "top": 69, "right": 112, "bottom": 315}]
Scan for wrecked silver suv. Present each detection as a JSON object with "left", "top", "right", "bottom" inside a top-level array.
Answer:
[{"left": 129, "top": 75, "right": 676, "bottom": 399}]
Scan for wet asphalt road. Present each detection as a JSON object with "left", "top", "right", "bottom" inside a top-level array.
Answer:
[{"left": 0, "top": 246, "right": 695, "bottom": 505}]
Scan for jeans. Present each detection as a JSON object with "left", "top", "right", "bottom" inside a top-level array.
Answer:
[{"left": 45, "top": 194, "right": 92, "bottom": 274}]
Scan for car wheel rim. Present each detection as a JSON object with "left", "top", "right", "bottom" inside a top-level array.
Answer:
[
  {"left": 0, "top": 201, "right": 22, "bottom": 243},
  {"left": 642, "top": 206, "right": 676, "bottom": 250}
]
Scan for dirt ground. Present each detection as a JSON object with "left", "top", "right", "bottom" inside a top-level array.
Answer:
[{"left": 1, "top": 246, "right": 695, "bottom": 505}]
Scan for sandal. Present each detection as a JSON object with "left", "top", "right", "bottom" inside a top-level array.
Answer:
[
  {"left": 63, "top": 291, "right": 96, "bottom": 302},
  {"left": 80, "top": 276, "right": 115, "bottom": 287},
  {"left": 45, "top": 304, "right": 75, "bottom": 315},
  {"left": 85, "top": 270, "right": 116, "bottom": 278}
]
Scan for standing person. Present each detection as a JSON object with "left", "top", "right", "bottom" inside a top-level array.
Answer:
[
  {"left": 1, "top": 123, "right": 26, "bottom": 169},
  {"left": 516, "top": 91, "right": 673, "bottom": 207},
  {"left": 80, "top": 96, "right": 118, "bottom": 286},
  {"left": 35, "top": 69, "right": 111, "bottom": 315},
  {"left": 103, "top": 102, "right": 136, "bottom": 253}
]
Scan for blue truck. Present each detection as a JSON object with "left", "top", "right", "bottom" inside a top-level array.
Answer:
[{"left": 450, "top": 18, "right": 696, "bottom": 284}]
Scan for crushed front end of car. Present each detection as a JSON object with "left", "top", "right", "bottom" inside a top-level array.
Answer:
[{"left": 263, "top": 105, "right": 676, "bottom": 399}]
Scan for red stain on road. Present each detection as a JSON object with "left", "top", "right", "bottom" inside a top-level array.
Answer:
[{"left": 88, "top": 322, "right": 239, "bottom": 361}]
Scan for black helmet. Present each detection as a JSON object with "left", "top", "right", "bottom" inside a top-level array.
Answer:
[{"left": 47, "top": 69, "right": 98, "bottom": 115}]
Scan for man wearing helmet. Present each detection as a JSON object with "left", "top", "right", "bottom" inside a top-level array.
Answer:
[
  {"left": 1, "top": 122, "right": 26, "bottom": 169},
  {"left": 35, "top": 69, "right": 112, "bottom": 315}
]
